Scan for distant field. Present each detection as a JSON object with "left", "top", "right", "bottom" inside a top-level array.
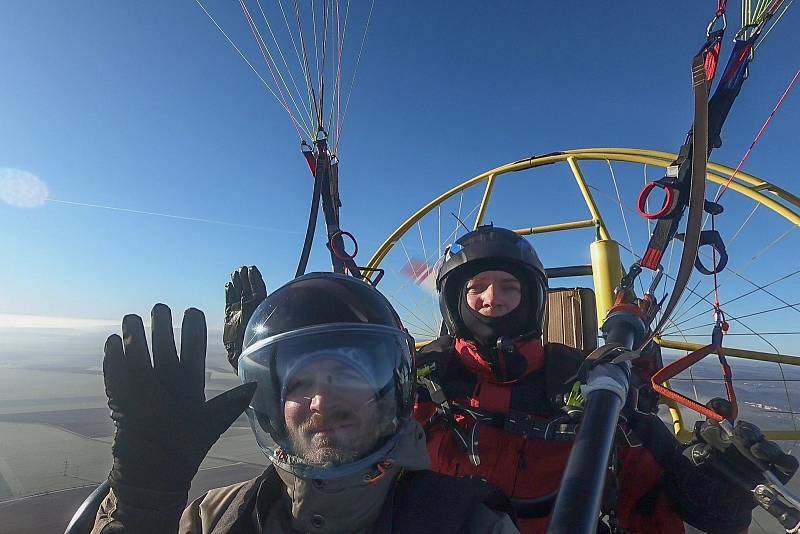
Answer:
[
  {"left": 0, "top": 362, "right": 257, "bottom": 507},
  {"left": 0, "top": 369, "right": 106, "bottom": 415}
]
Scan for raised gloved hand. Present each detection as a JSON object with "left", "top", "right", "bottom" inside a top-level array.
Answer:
[
  {"left": 224, "top": 265, "right": 268, "bottom": 370},
  {"left": 104, "top": 304, "right": 256, "bottom": 501},
  {"left": 689, "top": 398, "right": 798, "bottom": 487}
]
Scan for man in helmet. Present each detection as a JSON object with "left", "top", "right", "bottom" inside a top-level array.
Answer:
[
  {"left": 414, "top": 225, "right": 798, "bottom": 534},
  {"left": 92, "top": 272, "right": 519, "bottom": 534}
]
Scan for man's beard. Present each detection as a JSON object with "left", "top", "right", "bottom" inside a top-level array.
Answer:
[{"left": 287, "top": 410, "right": 380, "bottom": 466}]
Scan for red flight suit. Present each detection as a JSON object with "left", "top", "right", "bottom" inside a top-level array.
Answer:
[{"left": 414, "top": 336, "right": 686, "bottom": 534}]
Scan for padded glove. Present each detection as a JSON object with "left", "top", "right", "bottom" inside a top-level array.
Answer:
[
  {"left": 104, "top": 304, "right": 256, "bottom": 499},
  {"left": 662, "top": 398, "right": 798, "bottom": 533},
  {"left": 690, "top": 398, "right": 798, "bottom": 486},
  {"left": 224, "top": 265, "right": 268, "bottom": 370}
]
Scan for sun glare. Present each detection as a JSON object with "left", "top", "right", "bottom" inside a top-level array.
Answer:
[{"left": 0, "top": 169, "right": 49, "bottom": 208}]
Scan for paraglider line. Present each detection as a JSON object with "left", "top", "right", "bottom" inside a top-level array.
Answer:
[
  {"left": 255, "top": 0, "right": 314, "bottom": 123},
  {"left": 193, "top": 0, "right": 311, "bottom": 139},
  {"left": 240, "top": 0, "right": 309, "bottom": 140},
  {"left": 335, "top": 0, "right": 374, "bottom": 154}
]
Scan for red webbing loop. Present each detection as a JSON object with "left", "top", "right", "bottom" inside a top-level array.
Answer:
[
  {"left": 651, "top": 342, "right": 738, "bottom": 423},
  {"left": 637, "top": 182, "right": 679, "bottom": 220}
]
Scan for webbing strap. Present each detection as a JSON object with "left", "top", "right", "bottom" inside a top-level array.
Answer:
[
  {"left": 708, "top": 38, "right": 755, "bottom": 149},
  {"left": 648, "top": 55, "right": 710, "bottom": 338},
  {"left": 459, "top": 404, "right": 577, "bottom": 442}
]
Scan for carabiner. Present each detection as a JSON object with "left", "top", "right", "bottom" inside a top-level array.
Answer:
[
  {"left": 646, "top": 265, "right": 665, "bottom": 297},
  {"left": 711, "top": 308, "right": 729, "bottom": 347},
  {"left": 620, "top": 262, "right": 642, "bottom": 290},
  {"left": 706, "top": 12, "right": 727, "bottom": 36}
]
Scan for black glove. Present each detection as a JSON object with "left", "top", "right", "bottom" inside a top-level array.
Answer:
[
  {"left": 662, "top": 398, "right": 798, "bottom": 534},
  {"left": 104, "top": 304, "right": 256, "bottom": 501},
  {"left": 224, "top": 265, "right": 268, "bottom": 371},
  {"left": 691, "top": 398, "right": 799, "bottom": 487}
]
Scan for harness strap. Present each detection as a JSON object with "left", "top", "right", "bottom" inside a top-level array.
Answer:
[{"left": 648, "top": 53, "right": 711, "bottom": 338}]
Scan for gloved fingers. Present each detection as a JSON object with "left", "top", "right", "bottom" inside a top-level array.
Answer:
[
  {"left": 103, "top": 334, "right": 127, "bottom": 400},
  {"left": 773, "top": 453, "right": 799, "bottom": 480},
  {"left": 151, "top": 304, "right": 180, "bottom": 380},
  {"left": 247, "top": 266, "right": 267, "bottom": 301},
  {"left": 204, "top": 382, "right": 257, "bottom": 438},
  {"left": 179, "top": 307, "right": 207, "bottom": 404},
  {"left": 751, "top": 441, "right": 799, "bottom": 477},
  {"left": 749, "top": 439, "right": 780, "bottom": 463},
  {"left": 239, "top": 266, "right": 253, "bottom": 300},
  {"left": 225, "top": 281, "right": 238, "bottom": 306},
  {"left": 733, "top": 420, "right": 764, "bottom": 444},
  {"left": 121, "top": 314, "right": 153, "bottom": 370},
  {"left": 708, "top": 397, "right": 735, "bottom": 420},
  {"left": 229, "top": 269, "right": 243, "bottom": 300}
]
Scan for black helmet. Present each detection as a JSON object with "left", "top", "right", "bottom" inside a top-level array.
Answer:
[
  {"left": 437, "top": 225, "right": 548, "bottom": 343},
  {"left": 238, "top": 272, "right": 415, "bottom": 480}
]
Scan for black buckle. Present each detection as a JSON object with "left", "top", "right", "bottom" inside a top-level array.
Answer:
[
  {"left": 504, "top": 409, "right": 540, "bottom": 438},
  {"left": 504, "top": 410, "right": 567, "bottom": 440}
]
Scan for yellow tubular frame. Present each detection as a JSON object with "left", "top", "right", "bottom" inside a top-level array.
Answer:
[{"left": 364, "top": 148, "right": 800, "bottom": 441}]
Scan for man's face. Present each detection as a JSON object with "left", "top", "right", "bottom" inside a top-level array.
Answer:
[
  {"left": 283, "top": 359, "right": 381, "bottom": 466},
  {"left": 465, "top": 270, "right": 522, "bottom": 317}
]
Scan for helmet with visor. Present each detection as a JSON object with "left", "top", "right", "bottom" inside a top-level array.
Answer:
[{"left": 238, "top": 273, "right": 415, "bottom": 480}]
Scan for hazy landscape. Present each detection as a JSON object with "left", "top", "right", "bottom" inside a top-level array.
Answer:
[{"left": 0, "top": 326, "right": 797, "bottom": 533}]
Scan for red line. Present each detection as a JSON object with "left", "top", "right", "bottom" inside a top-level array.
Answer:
[{"left": 715, "top": 68, "right": 800, "bottom": 203}]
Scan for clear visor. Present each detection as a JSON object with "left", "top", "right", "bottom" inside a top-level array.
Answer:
[{"left": 239, "top": 326, "right": 412, "bottom": 478}]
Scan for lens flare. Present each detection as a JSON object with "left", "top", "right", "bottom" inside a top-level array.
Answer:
[{"left": 0, "top": 169, "right": 49, "bottom": 208}]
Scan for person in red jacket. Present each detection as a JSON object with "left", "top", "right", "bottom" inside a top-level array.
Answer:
[{"left": 413, "top": 225, "right": 797, "bottom": 534}]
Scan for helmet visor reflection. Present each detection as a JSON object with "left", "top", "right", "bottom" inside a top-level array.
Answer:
[{"left": 239, "top": 326, "right": 412, "bottom": 471}]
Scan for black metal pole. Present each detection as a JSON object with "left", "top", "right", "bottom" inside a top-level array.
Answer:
[
  {"left": 548, "top": 388, "right": 624, "bottom": 533},
  {"left": 547, "top": 321, "right": 636, "bottom": 534},
  {"left": 544, "top": 265, "right": 593, "bottom": 279}
]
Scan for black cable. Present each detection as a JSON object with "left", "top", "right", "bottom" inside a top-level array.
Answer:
[{"left": 295, "top": 169, "right": 323, "bottom": 278}]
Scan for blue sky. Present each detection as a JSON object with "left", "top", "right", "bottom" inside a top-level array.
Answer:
[{"left": 1, "top": 1, "right": 798, "bottom": 344}]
